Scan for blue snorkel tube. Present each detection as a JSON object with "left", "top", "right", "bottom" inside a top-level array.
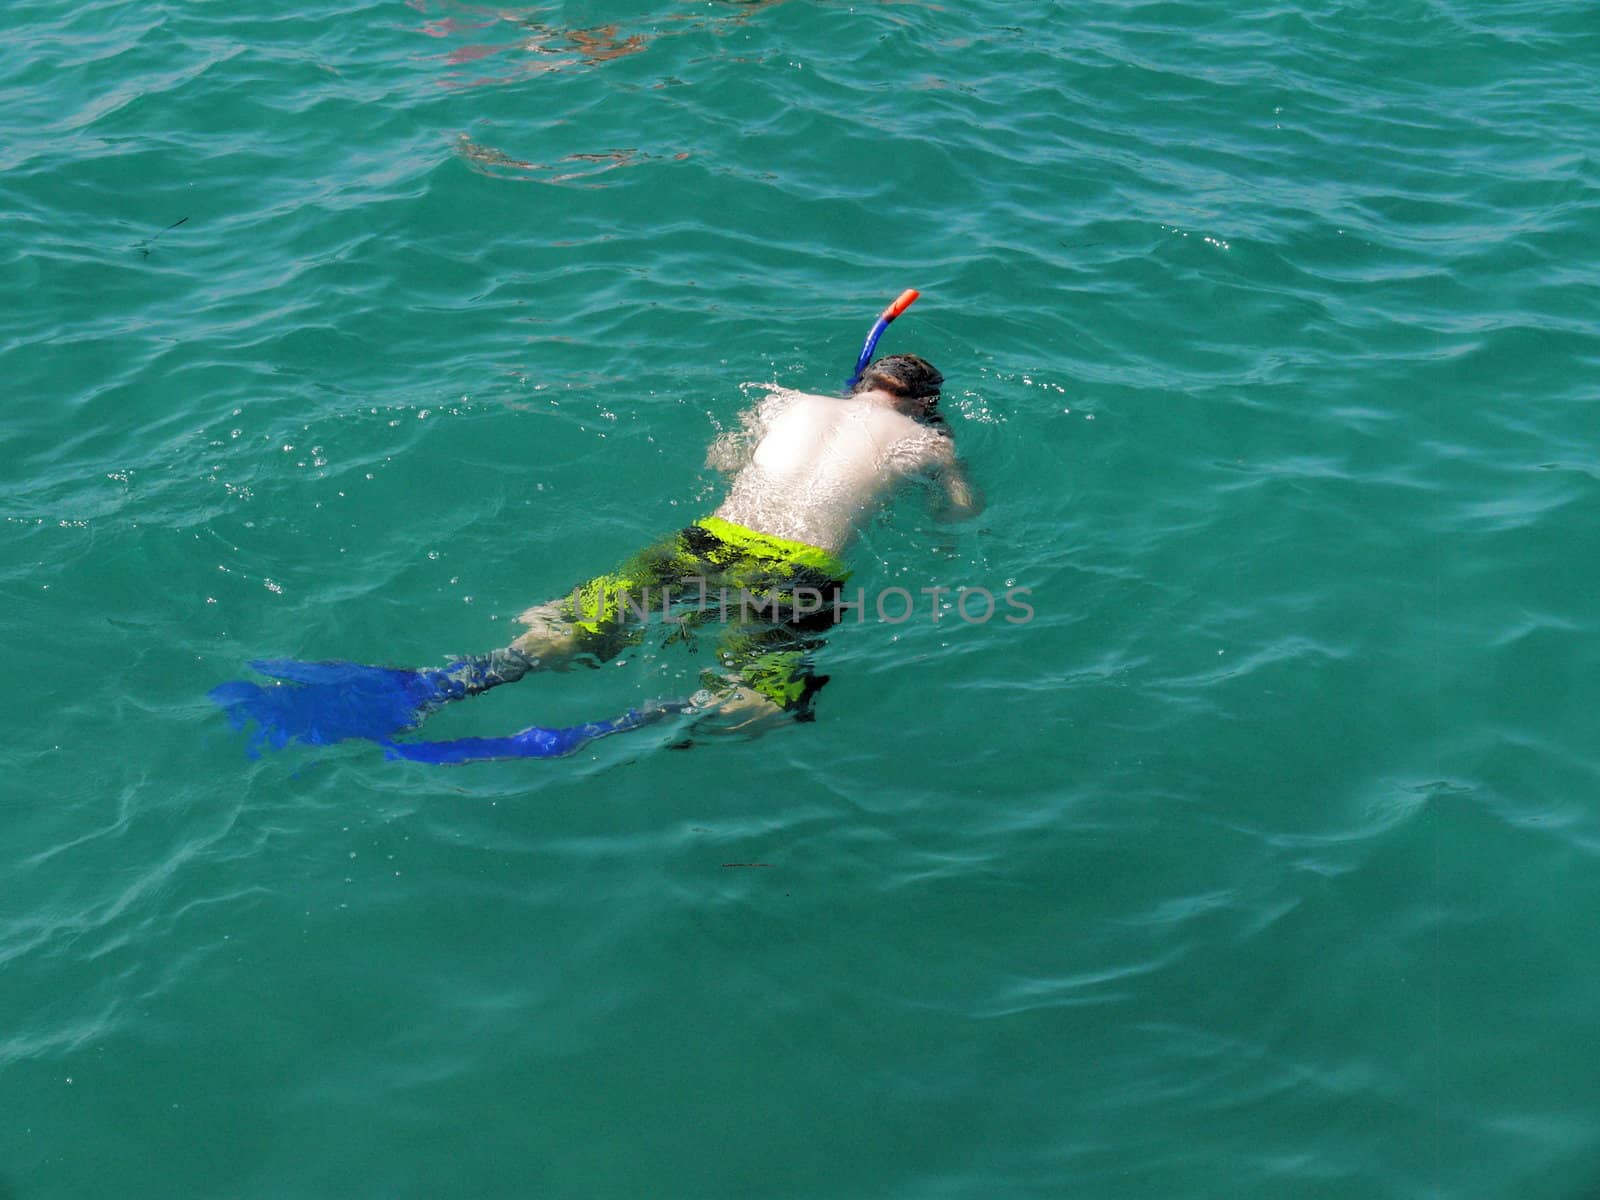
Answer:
[{"left": 845, "top": 288, "right": 920, "bottom": 389}]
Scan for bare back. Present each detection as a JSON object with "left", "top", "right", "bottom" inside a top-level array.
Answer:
[{"left": 711, "top": 388, "right": 956, "bottom": 553}]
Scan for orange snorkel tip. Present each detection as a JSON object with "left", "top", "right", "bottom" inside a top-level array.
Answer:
[{"left": 847, "top": 288, "right": 922, "bottom": 388}]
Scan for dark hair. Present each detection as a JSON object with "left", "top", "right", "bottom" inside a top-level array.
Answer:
[
  {"left": 850, "top": 354, "right": 947, "bottom": 432},
  {"left": 851, "top": 354, "right": 943, "bottom": 401}
]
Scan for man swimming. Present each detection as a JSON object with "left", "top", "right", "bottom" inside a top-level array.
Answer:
[
  {"left": 498, "top": 353, "right": 981, "bottom": 727},
  {"left": 211, "top": 353, "right": 979, "bottom": 755}
]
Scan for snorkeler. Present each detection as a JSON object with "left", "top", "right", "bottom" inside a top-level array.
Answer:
[
  {"left": 213, "top": 298, "right": 979, "bottom": 759},
  {"left": 499, "top": 351, "right": 981, "bottom": 728}
]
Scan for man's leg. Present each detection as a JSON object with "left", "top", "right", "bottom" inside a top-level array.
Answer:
[
  {"left": 506, "top": 532, "right": 702, "bottom": 672},
  {"left": 509, "top": 600, "right": 588, "bottom": 667},
  {"left": 697, "top": 606, "right": 834, "bottom": 732},
  {"left": 213, "top": 533, "right": 706, "bottom": 751}
]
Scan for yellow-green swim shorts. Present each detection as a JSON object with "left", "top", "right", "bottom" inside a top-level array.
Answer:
[{"left": 559, "top": 517, "right": 849, "bottom": 717}]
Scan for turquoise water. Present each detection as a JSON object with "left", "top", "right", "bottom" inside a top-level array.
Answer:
[{"left": 5, "top": 0, "right": 1599, "bottom": 1194}]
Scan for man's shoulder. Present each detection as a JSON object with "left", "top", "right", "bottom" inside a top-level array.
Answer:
[
  {"left": 759, "top": 386, "right": 836, "bottom": 407},
  {"left": 756, "top": 387, "right": 836, "bottom": 423},
  {"left": 886, "top": 407, "right": 952, "bottom": 445},
  {"left": 878, "top": 416, "right": 955, "bottom": 478}
]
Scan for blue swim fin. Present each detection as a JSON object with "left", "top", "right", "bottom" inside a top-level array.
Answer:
[
  {"left": 209, "top": 650, "right": 535, "bottom": 756},
  {"left": 379, "top": 698, "right": 694, "bottom": 765}
]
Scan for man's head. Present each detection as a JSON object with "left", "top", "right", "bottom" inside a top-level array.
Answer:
[{"left": 850, "top": 354, "right": 944, "bottom": 421}]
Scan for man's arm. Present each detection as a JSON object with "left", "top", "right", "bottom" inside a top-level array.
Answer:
[{"left": 926, "top": 437, "right": 984, "bottom": 521}]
